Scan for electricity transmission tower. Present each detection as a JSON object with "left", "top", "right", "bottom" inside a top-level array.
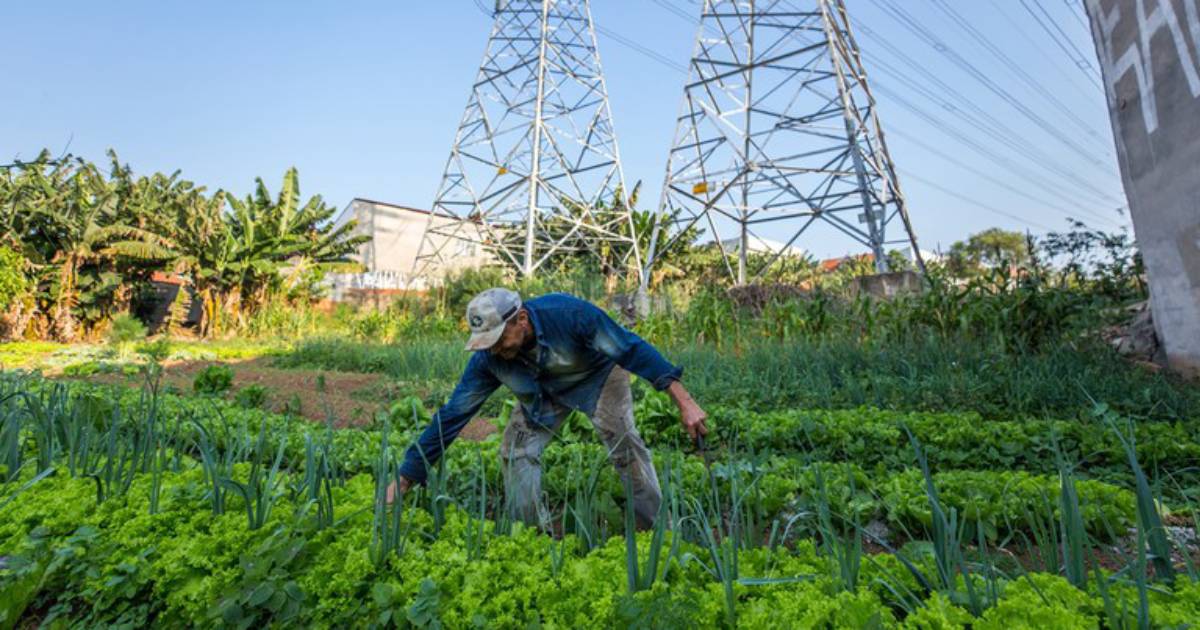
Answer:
[
  {"left": 413, "top": 0, "right": 638, "bottom": 280},
  {"left": 644, "top": 0, "right": 925, "bottom": 286}
]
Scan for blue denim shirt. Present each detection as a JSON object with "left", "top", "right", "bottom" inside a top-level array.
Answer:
[{"left": 399, "top": 293, "right": 682, "bottom": 483}]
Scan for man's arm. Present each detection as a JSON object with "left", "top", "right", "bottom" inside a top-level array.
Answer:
[
  {"left": 397, "top": 352, "right": 500, "bottom": 488},
  {"left": 580, "top": 301, "right": 708, "bottom": 438}
]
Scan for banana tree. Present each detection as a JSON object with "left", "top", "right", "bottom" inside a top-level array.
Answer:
[
  {"left": 12, "top": 156, "right": 168, "bottom": 339},
  {"left": 226, "top": 168, "right": 366, "bottom": 317}
]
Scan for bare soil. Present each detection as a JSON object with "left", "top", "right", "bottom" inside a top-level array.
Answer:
[{"left": 58, "top": 356, "right": 499, "bottom": 440}]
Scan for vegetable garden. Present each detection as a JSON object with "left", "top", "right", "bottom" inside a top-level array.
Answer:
[{"left": 2, "top": 154, "right": 1199, "bottom": 628}]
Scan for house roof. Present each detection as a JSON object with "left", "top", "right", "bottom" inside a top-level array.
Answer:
[
  {"left": 331, "top": 198, "right": 450, "bottom": 230},
  {"left": 350, "top": 197, "right": 436, "bottom": 216}
]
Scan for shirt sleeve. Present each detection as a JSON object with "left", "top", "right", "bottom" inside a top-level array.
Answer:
[
  {"left": 577, "top": 300, "right": 683, "bottom": 391},
  {"left": 399, "top": 352, "right": 500, "bottom": 484}
]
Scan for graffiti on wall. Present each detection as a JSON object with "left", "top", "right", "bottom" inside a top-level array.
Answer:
[{"left": 1088, "top": 0, "right": 1200, "bottom": 133}]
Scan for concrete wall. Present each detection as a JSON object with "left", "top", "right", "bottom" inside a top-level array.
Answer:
[
  {"left": 850, "top": 271, "right": 924, "bottom": 299},
  {"left": 1086, "top": 0, "right": 1200, "bottom": 377}
]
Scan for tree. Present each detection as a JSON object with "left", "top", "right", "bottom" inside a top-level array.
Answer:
[
  {"left": 946, "top": 228, "right": 1030, "bottom": 276},
  {"left": 1, "top": 150, "right": 369, "bottom": 340},
  {"left": 4, "top": 154, "right": 168, "bottom": 340}
]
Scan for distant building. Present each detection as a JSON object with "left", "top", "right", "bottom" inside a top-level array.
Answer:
[
  {"left": 715, "top": 234, "right": 807, "bottom": 258},
  {"left": 326, "top": 198, "right": 491, "bottom": 298}
]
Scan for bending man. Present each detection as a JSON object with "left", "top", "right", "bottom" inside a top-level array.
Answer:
[{"left": 389, "top": 288, "right": 708, "bottom": 529}]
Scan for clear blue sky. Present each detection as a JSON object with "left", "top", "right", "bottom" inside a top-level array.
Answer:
[{"left": 0, "top": 0, "right": 1128, "bottom": 258}]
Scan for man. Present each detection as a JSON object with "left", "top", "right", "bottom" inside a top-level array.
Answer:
[{"left": 388, "top": 288, "right": 708, "bottom": 529}]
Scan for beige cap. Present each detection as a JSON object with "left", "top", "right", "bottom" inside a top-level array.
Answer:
[{"left": 464, "top": 287, "right": 522, "bottom": 351}]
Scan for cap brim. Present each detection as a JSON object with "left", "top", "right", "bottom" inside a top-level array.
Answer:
[{"left": 464, "top": 325, "right": 505, "bottom": 351}]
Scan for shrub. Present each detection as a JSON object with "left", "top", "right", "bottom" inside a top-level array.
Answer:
[
  {"left": 193, "top": 364, "right": 234, "bottom": 395},
  {"left": 282, "top": 393, "right": 303, "bottom": 416},
  {"left": 234, "top": 384, "right": 269, "bottom": 410},
  {"left": 108, "top": 314, "right": 147, "bottom": 359}
]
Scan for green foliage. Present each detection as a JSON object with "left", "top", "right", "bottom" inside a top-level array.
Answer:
[
  {"left": 0, "top": 368, "right": 1197, "bottom": 628},
  {"left": 0, "top": 246, "right": 29, "bottom": 312},
  {"left": 4, "top": 469, "right": 1187, "bottom": 628},
  {"left": 947, "top": 227, "right": 1031, "bottom": 275},
  {"left": 234, "top": 385, "right": 269, "bottom": 410},
  {"left": 193, "top": 364, "right": 234, "bottom": 395},
  {"left": 209, "top": 525, "right": 308, "bottom": 628},
  {"left": 107, "top": 313, "right": 147, "bottom": 354},
  {"left": 0, "top": 151, "right": 367, "bottom": 341},
  {"left": 975, "top": 574, "right": 1099, "bottom": 629}
]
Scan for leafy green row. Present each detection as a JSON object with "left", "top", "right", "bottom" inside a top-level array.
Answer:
[
  {"left": 18, "top": 375, "right": 1200, "bottom": 489},
  {"left": 530, "top": 444, "right": 1140, "bottom": 541},
  {"left": 2, "top": 470, "right": 1195, "bottom": 629},
  {"left": 637, "top": 393, "right": 1200, "bottom": 487},
  {"left": 2, "top": 376, "right": 1149, "bottom": 540}
]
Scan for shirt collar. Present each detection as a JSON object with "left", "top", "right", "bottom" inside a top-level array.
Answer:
[{"left": 523, "top": 301, "right": 548, "bottom": 347}]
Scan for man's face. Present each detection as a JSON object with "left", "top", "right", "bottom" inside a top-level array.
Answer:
[{"left": 488, "top": 310, "right": 529, "bottom": 360}]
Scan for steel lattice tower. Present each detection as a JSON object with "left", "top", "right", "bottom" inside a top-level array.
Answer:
[
  {"left": 413, "top": 0, "right": 637, "bottom": 279},
  {"left": 644, "top": 0, "right": 925, "bottom": 286}
]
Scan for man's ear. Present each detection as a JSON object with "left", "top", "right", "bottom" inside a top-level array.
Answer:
[{"left": 516, "top": 309, "right": 532, "bottom": 335}]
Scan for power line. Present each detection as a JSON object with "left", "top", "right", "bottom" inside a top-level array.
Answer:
[
  {"left": 595, "top": 24, "right": 688, "bottom": 73},
  {"left": 674, "top": 0, "right": 1120, "bottom": 208},
  {"left": 926, "top": 0, "right": 1110, "bottom": 153},
  {"left": 885, "top": 124, "right": 1120, "bottom": 228},
  {"left": 984, "top": 0, "right": 1105, "bottom": 98},
  {"left": 899, "top": 168, "right": 1056, "bottom": 231},
  {"left": 648, "top": 0, "right": 698, "bottom": 24},
  {"left": 472, "top": 0, "right": 687, "bottom": 74},
  {"left": 872, "top": 80, "right": 1122, "bottom": 227},
  {"left": 867, "top": 0, "right": 1109, "bottom": 167},
  {"left": 675, "top": 0, "right": 1123, "bottom": 227},
  {"left": 1062, "top": 0, "right": 1092, "bottom": 31},
  {"left": 1017, "top": 0, "right": 1105, "bottom": 89},
  {"left": 849, "top": 19, "right": 1122, "bottom": 206}
]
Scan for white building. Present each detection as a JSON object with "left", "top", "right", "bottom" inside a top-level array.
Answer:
[
  {"left": 716, "top": 234, "right": 808, "bottom": 258},
  {"left": 327, "top": 198, "right": 491, "bottom": 295}
]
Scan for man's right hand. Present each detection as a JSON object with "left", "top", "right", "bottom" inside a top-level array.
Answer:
[{"left": 385, "top": 476, "right": 414, "bottom": 504}]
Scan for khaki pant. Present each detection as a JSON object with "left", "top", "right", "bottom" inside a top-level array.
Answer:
[{"left": 499, "top": 367, "right": 662, "bottom": 530}]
